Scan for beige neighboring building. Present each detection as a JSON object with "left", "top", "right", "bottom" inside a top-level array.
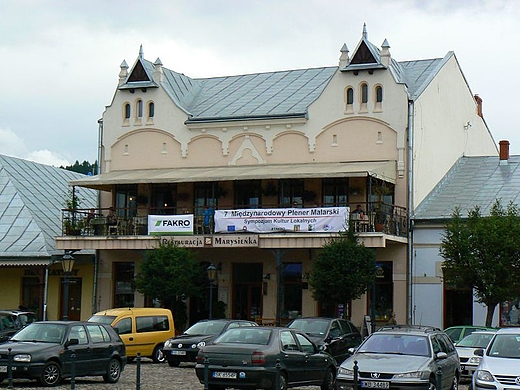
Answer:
[{"left": 57, "top": 25, "right": 497, "bottom": 330}]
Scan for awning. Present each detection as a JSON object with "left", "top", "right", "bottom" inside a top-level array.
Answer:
[
  {"left": 0, "top": 259, "right": 55, "bottom": 267},
  {"left": 70, "top": 161, "right": 397, "bottom": 191}
]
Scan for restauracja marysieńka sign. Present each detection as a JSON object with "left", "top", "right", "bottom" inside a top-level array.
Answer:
[
  {"left": 214, "top": 207, "right": 349, "bottom": 233},
  {"left": 148, "top": 214, "right": 194, "bottom": 235}
]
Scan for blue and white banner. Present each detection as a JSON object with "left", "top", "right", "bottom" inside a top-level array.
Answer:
[
  {"left": 214, "top": 207, "right": 349, "bottom": 233},
  {"left": 148, "top": 214, "right": 194, "bottom": 236}
]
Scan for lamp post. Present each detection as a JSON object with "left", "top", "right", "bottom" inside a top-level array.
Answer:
[
  {"left": 206, "top": 264, "right": 217, "bottom": 319},
  {"left": 61, "top": 252, "right": 75, "bottom": 321}
]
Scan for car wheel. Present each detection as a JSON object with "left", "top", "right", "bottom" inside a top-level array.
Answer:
[
  {"left": 103, "top": 358, "right": 122, "bottom": 383},
  {"left": 152, "top": 345, "right": 165, "bottom": 363},
  {"left": 452, "top": 374, "right": 459, "bottom": 390},
  {"left": 167, "top": 358, "right": 180, "bottom": 367},
  {"left": 270, "top": 372, "right": 287, "bottom": 390},
  {"left": 321, "top": 367, "right": 336, "bottom": 390},
  {"left": 428, "top": 378, "right": 437, "bottom": 390},
  {"left": 39, "top": 361, "right": 62, "bottom": 387}
]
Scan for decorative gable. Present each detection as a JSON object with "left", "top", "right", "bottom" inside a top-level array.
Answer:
[
  {"left": 350, "top": 41, "right": 377, "bottom": 65},
  {"left": 127, "top": 60, "right": 150, "bottom": 82}
]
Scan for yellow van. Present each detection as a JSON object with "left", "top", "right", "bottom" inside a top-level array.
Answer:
[{"left": 88, "top": 307, "right": 175, "bottom": 363}]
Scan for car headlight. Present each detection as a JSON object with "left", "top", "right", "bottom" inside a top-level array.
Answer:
[
  {"left": 468, "top": 356, "right": 482, "bottom": 364},
  {"left": 14, "top": 354, "right": 31, "bottom": 362},
  {"left": 393, "top": 371, "right": 427, "bottom": 379},
  {"left": 476, "top": 370, "right": 494, "bottom": 382},
  {"left": 197, "top": 341, "right": 205, "bottom": 348},
  {"left": 164, "top": 340, "right": 173, "bottom": 348},
  {"left": 338, "top": 367, "right": 354, "bottom": 376}
]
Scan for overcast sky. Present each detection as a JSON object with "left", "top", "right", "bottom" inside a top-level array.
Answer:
[{"left": 1, "top": 0, "right": 519, "bottom": 167}]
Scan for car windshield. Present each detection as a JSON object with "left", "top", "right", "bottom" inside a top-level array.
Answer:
[
  {"left": 215, "top": 328, "right": 271, "bottom": 345},
  {"left": 359, "top": 334, "right": 430, "bottom": 356},
  {"left": 457, "top": 333, "right": 495, "bottom": 348},
  {"left": 185, "top": 321, "right": 227, "bottom": 335},
  {"left": 88, "top": 315, "right": 117, "bottom": 325},
  {"left": 11, "top": 323, "right": 67, "bottom": 343},
  {"left": 288, "top": 319, "right": 329, "bottom": 336},
  {"left": 487, "top": 334, "right": 520, "bottom": 358}
]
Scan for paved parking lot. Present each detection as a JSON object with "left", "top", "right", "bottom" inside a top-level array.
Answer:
[{"left": 0, "top": 359, "right": 472, "bottom": 389}]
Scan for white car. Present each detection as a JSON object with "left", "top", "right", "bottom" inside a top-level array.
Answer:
[
  {"left": 472, "top": 327, "right": 520, "bottom": 390},
  {"left": 455, "top": 330, "right": 496, "bottom": 381}
]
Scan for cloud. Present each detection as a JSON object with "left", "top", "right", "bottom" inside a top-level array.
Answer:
[{"left": 0, "top": 127, "right": 71, "bottom": 167}]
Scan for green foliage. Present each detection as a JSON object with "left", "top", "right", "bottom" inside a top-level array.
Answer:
[
  {"left": 61, "top": 160, "right": 98, "bottom": 175},
  {"left": 309, "top": 229, "right": 376, "bottom": 311},
  {"left": 134, "top": 242, "right": 206, "bottom": 330},
  {"left": 440, "top": 200, "right": 520, "bottom": 326}
]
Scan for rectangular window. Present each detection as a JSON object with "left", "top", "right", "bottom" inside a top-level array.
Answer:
[
  {"left": 283, "top": 263, "right": 302, "bottom": 321},
  {"left": 151, "top": 183, "right": 177, "bottom": 215},
  {"left": 113, "top": 262, "right": 135, "bottom": 308},
  {"left": 322, "top": 178, "right": 348, "bottom": 207},
  {"left": 373, "top": 261, "right": 393, "bottom": 323},
  {"left": 235, "top": 180, "right": 261, "bottom": 208},
  {"left": 279, "top": 179, "right": 304, "bottom": 207}
]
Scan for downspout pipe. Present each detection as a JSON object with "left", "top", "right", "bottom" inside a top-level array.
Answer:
[{"left": 407, "top": 100, "right": 414, "bottom": 325}]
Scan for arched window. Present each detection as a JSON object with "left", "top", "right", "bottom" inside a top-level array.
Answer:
[
  {"left": 346, "top": 88, "right": 354, "bottom": 105},
  {"left": 148, "top": 102, "right": 155, "bottom": 118},
  {"left": 361, "top": 83, "right": 368, "bottom": 103},
  {"left": 137, "top": 100, "right": 143, "bottom": 118},
  {"left": 376, "top": 86, "right": 383, "bottom": 103},
  {"left": 124, "top": 103, "right": 131, "bottom": 119}
]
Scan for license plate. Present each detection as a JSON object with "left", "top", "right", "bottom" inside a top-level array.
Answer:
[
  {"left": 361, "top": 381, "right": 390, "bottom": 389},
  {"left": 213, "top": 371, "right": 237, "bottom": 379},
  {"left": 170, "top": 350, "right": 186, "bottom": 355},
  {"left": 0, "top": 366, "right": 6, "bottom": 373},
  {"left": 461, "top": 365, "right": 466, "bottom": 370}
]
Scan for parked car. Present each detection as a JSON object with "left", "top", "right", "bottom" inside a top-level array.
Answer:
[
  {"left": 444, "top": 325, "right": 495, "bottom": 344},
  {"left": 195, "top": 326, "right": 337, "bottom": 390},
  {"left": 0, "top": 309, "right": 36, "bottom": 343},
  {"left": 286, "top": 317, "right": 362, "bottom": 364},
  {"left": 88, "top": 307, "right": 175, "bottom": 363},
  {"left": 164, "top": 318, "right": 257, "bottom": 367},
  {"left": 455, "top": 330, "right": 496, "bottom": 381},
  {"left": 0, "top": 321, "right": 126, "bottom": 386},
  {"left": 472, "top": 327, "right": 520, "bottom": 390},
  {"left": 336, "top": 325, "right": 460, "bottom": 390}
]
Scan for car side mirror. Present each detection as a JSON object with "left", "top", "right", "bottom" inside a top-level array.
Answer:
[
  {"left": 474, "top": 348, "right": 484, "bottom": 357},
  {"left": 435, "top": 351, "right": 448, "bottom": 360},
  {"left": 65, "top": 338, "right": 79, "bottom": 348}
]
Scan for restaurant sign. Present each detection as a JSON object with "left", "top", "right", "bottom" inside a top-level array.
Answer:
[
  {"left": 148, "top": 214, "right": 194, "bottom": 236},
  {"left": 214, "top": 207, "right": 349, "bottom": 233},
  {"left": 161, "top": 235, "right": 259, "bottom": 248}
]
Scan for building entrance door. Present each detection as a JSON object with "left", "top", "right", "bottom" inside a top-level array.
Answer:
[
  {"left": 60, "top": 277, "right": 82, "bottom": 321},
  {"left": 232, "top": 263, "right": 262, "bottom": 321},
  {"left": 444, "top": 287, "right": 472, "bottom": 328}
]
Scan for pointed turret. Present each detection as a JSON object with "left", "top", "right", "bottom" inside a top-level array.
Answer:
[
  {"left": 154, "top": 57, "right": 164, "bottom": 82},
  {"left": 339, "top": 44, "right": 350, "bottom": 68},
  {"left": 139, "top": 44, "right": 144, "bottom": 60},
  {"left": 380, "top": 39, "right": 391, "bottom": 67},
  {"left": 119, "top": 60, "right": 129, "bottom": 85}
]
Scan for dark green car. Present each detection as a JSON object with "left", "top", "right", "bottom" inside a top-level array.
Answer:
[
  {"left": 444, "top": 325, "right": 496, "bottom": 344},
  {"left": 195, "top": 326, "right": 337, "bottom": 390}
]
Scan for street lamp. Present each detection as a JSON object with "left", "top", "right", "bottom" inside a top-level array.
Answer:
[
  {"left": 206, "top": 264, "right": 217, "bottom": 319},
  {"left": 61, "top": 252, "right": 75, "bottom": 321}
]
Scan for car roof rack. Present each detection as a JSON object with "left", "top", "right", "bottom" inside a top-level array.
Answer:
[{"left": 376, "top": 324, "right": 441, "bottom": 333}]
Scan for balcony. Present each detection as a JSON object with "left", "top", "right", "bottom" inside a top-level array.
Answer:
[{"left": 60, "top": 202, "right": 407, "bottom": 238}]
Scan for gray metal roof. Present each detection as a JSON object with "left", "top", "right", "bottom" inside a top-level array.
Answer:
[
  {"left": 0, "top": 155, "right": 97, "bottom": 260},
  {"left": 121, "top": 31, "right": 448, "bottom": 122},
  {"left": 415, "top": 156, "right": 520, "bottom": 220}
]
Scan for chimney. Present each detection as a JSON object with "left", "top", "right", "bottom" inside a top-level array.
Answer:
[
  {"left": 474, "top": 94, "right": 483, "bottom": 118},
  {"left": 499, "top": 140, "right": 510, "bottom": 165}
]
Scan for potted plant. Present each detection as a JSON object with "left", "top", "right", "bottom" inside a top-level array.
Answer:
[
  {"left": 63, "top": 188, "right": 84, "bottom": 235},
  {"left": 372, "top": 183, "right": 392, "bottom": 232}
]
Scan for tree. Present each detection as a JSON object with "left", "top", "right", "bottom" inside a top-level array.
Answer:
[
  {"left": 440, "top": 200, "right": 520, "bottom": 326},
  {"left": 61, "top": 160, "right": 98, "bottom": 175},
  {"left": 134, "top": 242, "right": 206, "bottom": 331},
  {"left": 308, "top": 228, "right": 376, "bottom": 317}
]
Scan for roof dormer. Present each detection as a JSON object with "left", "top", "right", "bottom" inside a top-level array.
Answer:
[
  {"left": 118, "top": 45, "right": 159, "bottom": 92},
  {"left": 340, "top": 24, "right": 388, "bottom": 73}
]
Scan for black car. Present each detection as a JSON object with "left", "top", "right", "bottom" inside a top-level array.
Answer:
[
  {"left": 195, "top": 326, "right": 337, "bottom": 390},
  {"left": 336, "top": 325, "right": 460, "bottom": 390},
  {"left": 0, "top": 321, "right": 126, "bottom": 386},
  {"left": 287, "top": 317, "right": 362, "bottom": 363},
  {"left": 0, "top": 310, "right": 36, "bottom": 343},
  {"left": 164, "top": 318, "right": 257, "bottom": 367}
]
